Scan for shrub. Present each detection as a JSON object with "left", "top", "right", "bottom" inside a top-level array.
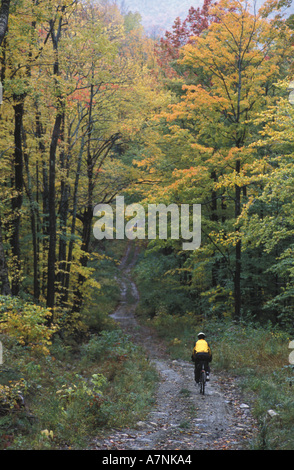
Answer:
[
  {"left": 0, "top": 296, "right": 57, "bottom": 356},
  {"left": 80, "top": 329, "right": 137, "bottom": 363},
  {"left": 0, "top": 378, "right": 27, "bottom": 415}
]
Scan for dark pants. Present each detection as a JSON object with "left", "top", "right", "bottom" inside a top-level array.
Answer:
[{"left": 194, "top": 353, "right": 211, "bottom": 382}]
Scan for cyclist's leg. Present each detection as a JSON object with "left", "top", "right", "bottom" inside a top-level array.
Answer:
[
  {"left": 205, "top": 362, "right": 210, "bottom": 381},
  {"left": 203, "top": 355, "right": 210, "bottom": 380},
  {"left": 194, "top": 362, "right": 200, "bottom": 383}
]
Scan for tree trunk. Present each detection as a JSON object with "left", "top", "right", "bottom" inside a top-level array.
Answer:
[
  {"left": 11, "top": 99, "right": 24, "bottom": 295},
  {"left": 46, "top": 112, "right": 63, "bottom": 310},
  {"left": 35, "top": 106, "right": 49, "bottom": 297},
  {"left": 0, "top": 217, "right": 10, "bottom": 295},
  {"left": 0, "top": 0, "right": 10, "bottom": 47},
  {"left": 234, "top": 158, "right": 241, "bottom": 321},
  {"left": 57, "top": 115, "right": 69, "bottom": 301},
  {"left": 71, "top": 207, "right": 93, "bottom": 314},
  {"left": 23, "top": 134, "right": 40, "bottom": 301},
  {"left": 46, "top": 10, "right": 65, "bottom": 313},
  {"left": 63, "top": 135, "right": 84, "bottom": 305}
]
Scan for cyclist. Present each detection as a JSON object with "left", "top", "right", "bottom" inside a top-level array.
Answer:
[{"left": 191, "top": 332, "right": 212, "bottom": 383}]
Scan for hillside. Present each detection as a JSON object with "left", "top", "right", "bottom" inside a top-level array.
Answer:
[
  {"left": 124, "top": 0, "right": 203, "bottom": 34},
  {"left": 123, "top": 0, "right": 293, "bottom": 35}
]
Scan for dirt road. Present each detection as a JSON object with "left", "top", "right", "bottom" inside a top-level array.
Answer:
[{"left": 93, "top": 243, "right": 257, "bottom": 451}]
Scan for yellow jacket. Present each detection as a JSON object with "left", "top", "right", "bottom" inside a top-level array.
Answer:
[{"left": 193, "top": 339, "right": 212, "bottom": 358}]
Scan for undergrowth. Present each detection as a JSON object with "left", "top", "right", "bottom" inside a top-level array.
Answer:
[
  {"left": 0, "top": 241, "right": 158, "bottom": 450},
  {"left": 0, "top": 327, "right": 157, "bottom": 450}
]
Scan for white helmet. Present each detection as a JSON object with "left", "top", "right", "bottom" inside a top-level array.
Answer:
[{"left": 197, "top": 332, "right": 206, "bottom": 338}]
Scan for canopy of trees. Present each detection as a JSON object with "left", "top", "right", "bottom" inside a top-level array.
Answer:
[{"left": 0, "top": 0, "right": 293, "bottom": 343}]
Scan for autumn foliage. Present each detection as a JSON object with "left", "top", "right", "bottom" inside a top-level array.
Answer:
[
  {"left": 0, "top": 0, "right": 293, "bottom": 349},
  {"left": 0, "top": 0, "right": 169, "bottom": 337},
  {"left": 0, "top": 0, "right": 293, "bottom": 452},
  {"left": 135, "top": 0, "right": 294, "bottom": 329}
]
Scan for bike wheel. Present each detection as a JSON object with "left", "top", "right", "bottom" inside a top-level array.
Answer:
[{"left": 200, "top": 370, "right": 206, "bottom": 395}]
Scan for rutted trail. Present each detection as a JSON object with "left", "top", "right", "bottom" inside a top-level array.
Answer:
[{"left": 92, "top": 243, "right": 257, "bottom": 451}]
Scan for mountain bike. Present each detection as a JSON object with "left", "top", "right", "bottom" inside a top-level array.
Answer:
[{"left": 199, "top": 362, "right": 206, "bottom": 395}]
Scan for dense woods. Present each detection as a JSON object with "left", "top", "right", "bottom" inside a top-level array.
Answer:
[
  {"left": 135, "top": 0, "right": 294, "bottom": 332},
  {"left": 0, "top": 0, "right": 293, "bottom": 450},
  {"left": 0, "top": 0, "right": 169, "bottom": 331}
]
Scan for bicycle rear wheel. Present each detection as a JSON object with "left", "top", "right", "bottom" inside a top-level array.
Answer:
[{"left": 200, "top": 368, "right": 206, "bottom": 395}]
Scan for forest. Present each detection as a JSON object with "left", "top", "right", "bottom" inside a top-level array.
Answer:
[{"left": 0, "top": 0, "right": 293, "bottom": 450}]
